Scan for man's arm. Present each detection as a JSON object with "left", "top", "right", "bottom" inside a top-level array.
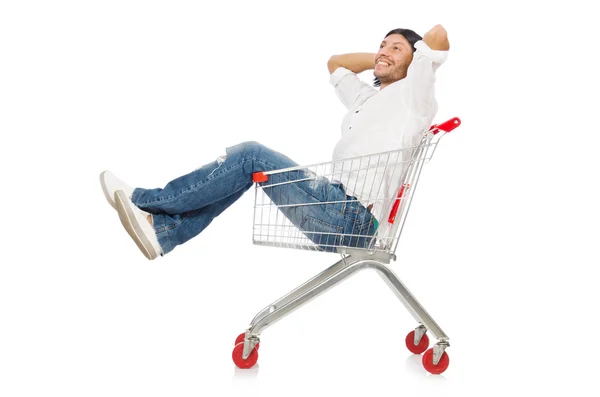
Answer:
[
  {"left": 327, "top": 53, "right": 376, "bottom": 74},
  {"left": 423, "top": 24, "right": 449, "bottom": 51}
]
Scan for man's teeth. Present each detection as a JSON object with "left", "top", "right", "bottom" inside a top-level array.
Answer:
[{"left": 377, "top": 61, "right": 390, "bottom": 66}]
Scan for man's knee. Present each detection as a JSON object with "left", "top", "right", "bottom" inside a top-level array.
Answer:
[
  {"left": 232, "top": 141, "right": 264, "bottom": 156},
  {"left": 242, "top": 141, "right": 263, "bottom": 150}
]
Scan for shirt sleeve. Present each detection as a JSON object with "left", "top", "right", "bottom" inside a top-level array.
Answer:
[
  {"left": 329, "top": 67, "right": 377, "bottom": 109},
  {"left": 403, "top": 40, "right": 449, "bottom": 113}
]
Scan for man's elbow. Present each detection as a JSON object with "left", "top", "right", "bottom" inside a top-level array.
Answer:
[
  {"left": 424, "top": 24, "right": 450, "bottom": 51},
  {"left": 327, "top": 55, "right": 340, "bottom": 74},
  {"left": 430, "top": 24, "right": 447, "bottom": 36}
]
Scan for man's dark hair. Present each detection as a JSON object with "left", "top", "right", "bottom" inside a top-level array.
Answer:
[{"left": 373, "top": 28, "right": 423, "bottom": 87}]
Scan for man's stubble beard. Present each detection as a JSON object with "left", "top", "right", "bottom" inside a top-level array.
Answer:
[{"left": 376, "top": 66, "right": 407, "bottom": 86}]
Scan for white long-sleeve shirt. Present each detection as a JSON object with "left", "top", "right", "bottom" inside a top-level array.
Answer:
[{"left": 329, "top": 40, "right": 448, "bottom": 242}]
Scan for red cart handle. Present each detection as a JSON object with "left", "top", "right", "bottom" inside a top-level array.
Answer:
[{"left": 429, "top": 117, "right": 461, "bottom": 135}]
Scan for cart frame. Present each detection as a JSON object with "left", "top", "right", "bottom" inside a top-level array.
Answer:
[{"left": 232, "top": 117, "right": 461, "bottom": 374}]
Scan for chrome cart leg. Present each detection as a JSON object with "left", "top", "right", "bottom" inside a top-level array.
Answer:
[
  {"left": 239, "top": 256, "right": 349, "bottom": 360},
  {"left": 241, "top": 256, "right": 383, "bottom": 358},
  {"left": 375, "top": 267, "right": 449, "bottom": 342},
  {"left": 248, "top": 256, "right": 348, "bottom": 328},
  {"left": 377, "top": 267, "right": 451, "bottom": 374}
]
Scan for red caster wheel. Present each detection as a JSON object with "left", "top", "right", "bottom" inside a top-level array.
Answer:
[
  {"left": 405, "top": 330, "right": 429, "bottom": 354},
  {"left": 235, "top": 333, "right": 259, "bottom": 350},
  {"left": 422, "top": 348, "right": 450, "bottom": 375},
  {"left": 232, "top": 342, "right": 259, "bottom": 369}
]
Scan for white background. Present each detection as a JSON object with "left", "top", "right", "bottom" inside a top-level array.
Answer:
[{"left": 1, "top": 0, "right": 599, "bottom": 396}]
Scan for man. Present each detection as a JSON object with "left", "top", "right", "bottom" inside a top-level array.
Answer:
[
  {"left": 326, "top": 25, "right": 449, "bottom": 242},
  {"left": 100, "top": 25, "right": 449, "bottom": 260}
]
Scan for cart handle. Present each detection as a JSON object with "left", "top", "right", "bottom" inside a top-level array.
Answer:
[
  {"left": 430, "top": 117, "right": 461, "bottom": 134},
  {"left": 253, "top": 117, "right": 462, "bottom": 183}
]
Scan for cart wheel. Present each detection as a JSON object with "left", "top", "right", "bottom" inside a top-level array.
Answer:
[
  {"left": 235, "top": 333, "right": 259, "bottom": 350},
  {"left": 232, "top": 342, "right": 259, "bottom": 369},
  {"left": 422, "top": 348, "right": 450, "bottom": 375},
  {"left": 405, "top": 330, "right": 429, "bottom": 354}
]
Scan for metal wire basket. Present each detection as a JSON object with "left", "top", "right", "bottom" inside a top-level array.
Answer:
[{"left": 251, "top": 117, "right": 461, "bottom": 257}]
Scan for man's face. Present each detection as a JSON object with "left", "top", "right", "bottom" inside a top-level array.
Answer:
[{"left": 374, "top": 34, "right": 414, "bottom": 84}]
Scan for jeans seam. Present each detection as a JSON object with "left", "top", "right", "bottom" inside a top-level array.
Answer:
[
  {"left": 150, "top": 214, "right": 170, "bottom": 255},
  {"left": 155, "top": 220, "right": 181, "bottom": 233},
  {"left": 137, "top": 163, "right": 244, "bottom": 208},
  {"left": 159, "top": 227, "right": 172, "bottom": 254},
  {"left": 154, "top": 213, "right": 182, "bottom": 233}
]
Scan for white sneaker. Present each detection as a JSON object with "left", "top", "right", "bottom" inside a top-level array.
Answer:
[
  {"left": 114, "top": 190, "right": 163, "bottom": 260},
  {"left": 100, "top": 170, "right": 135, "bottom": 210}
]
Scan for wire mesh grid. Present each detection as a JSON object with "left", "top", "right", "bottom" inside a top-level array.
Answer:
[{"left": 252, "top": 131, "right": 441, "bottom": 255}]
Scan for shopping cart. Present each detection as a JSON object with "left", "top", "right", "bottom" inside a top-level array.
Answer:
[{"left": 231, "top": 117, "right": 461, "bottom": 374}]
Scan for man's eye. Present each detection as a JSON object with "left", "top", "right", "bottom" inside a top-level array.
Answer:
[{"left": 394, "top": 46, "right": 400, "bottom": 51}]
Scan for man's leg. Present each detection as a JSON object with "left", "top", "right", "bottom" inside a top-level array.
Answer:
[
  {"left": 129, "top": 141, "right": 301, "bottom": 254},
  {"left": 145, "top": 169, "right": 351, "bottom": 255},
  {"left": 131, "top": 141, "right": 298, "bottom": 214},
  {"left": 126, "top": 141, "right": 375, "bottom": 255}
]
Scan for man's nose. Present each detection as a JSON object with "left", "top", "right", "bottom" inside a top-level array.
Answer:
[{"left": 378, "top": 47, "right": 390, "bottom": 58}]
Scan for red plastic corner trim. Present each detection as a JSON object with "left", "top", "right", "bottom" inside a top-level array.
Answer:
[{"left": 252, "top": 172, "right": 268, "bottom": 183}]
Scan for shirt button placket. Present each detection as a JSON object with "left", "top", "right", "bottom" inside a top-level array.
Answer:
[{"left": 349, "top": 109, "right": 360, "bottom": 129}]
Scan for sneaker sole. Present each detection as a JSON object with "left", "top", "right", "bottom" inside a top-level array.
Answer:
[
  {"left": 114, "top": 190, "right": 158, "bottom": 260},
  {"left": 100, "top": 171, "right": 116, "bottom": 209}
]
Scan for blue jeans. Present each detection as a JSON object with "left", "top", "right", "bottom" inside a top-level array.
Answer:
[{"left": 131, "top": 141, "right": 377, "bottom": 255}]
